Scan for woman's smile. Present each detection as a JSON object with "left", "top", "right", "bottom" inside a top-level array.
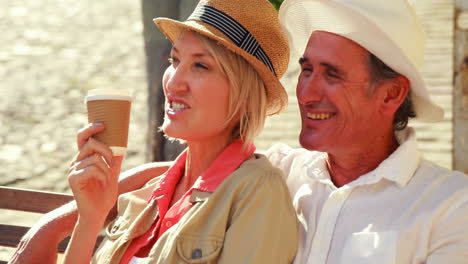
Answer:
[{"left": 166, "top": 96, "right": 191, "bottom": 117}]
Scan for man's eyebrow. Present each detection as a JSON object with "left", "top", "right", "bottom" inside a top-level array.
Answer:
[
  {"left": 321, "top": 62, "right": 343, "bottom": 75},
  {"left": 298, "top": 57, "right": 345, "bottom": 76}
]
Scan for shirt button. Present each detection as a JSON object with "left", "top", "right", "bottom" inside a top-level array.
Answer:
[
  {"left": 165, "top": 221, "right": 172, "bottom": 228},
  {"left": 192, "top": 249, "right": 202, "bottom": 259}
]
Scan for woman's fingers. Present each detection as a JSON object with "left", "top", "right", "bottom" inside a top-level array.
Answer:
[
  {"left": 70, "top": 153, "right": 112, "bottom": 180},
  {"left": 77, "top": 123, "right": 105, "bottom": 150},
  {"left": 70, "top": 123, "right": 114, "bottom": 169},
  {"left": 72, "top": 137, "right": 114, "bottom": 168},
  {"left": 69, "top": 163, "right": 110, "bottom": 189},
  {"left": 66, "top": 125, "right": 121, "bottom": 224}
]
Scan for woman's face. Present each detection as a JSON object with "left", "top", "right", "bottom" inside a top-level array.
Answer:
[{"left": 161, "top": 31, "right": 234, "bottom": 145}]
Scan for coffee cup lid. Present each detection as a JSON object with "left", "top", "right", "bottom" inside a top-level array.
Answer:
[{"left": 85, "top": 89, "right": 132, "bottom": 102}]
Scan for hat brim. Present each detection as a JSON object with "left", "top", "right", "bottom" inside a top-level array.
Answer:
[
  {"left": 154, "top": 17, "right": 288, "bottom": 115},
  {"left": 279, "top": 0, "right": 444, "bottom": 122}
]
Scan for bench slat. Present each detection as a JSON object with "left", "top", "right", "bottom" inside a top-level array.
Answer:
[
  {"left": 0, "top": 186, "right": 73, "bottom": 213},
  {"left": 0, "top": 186, "right": 105, "bottom": 262},
  {"left": 0, "top": 224, "right": 28, "bottom": 248},
  {"left": 0, "top": 224, "right": 72, "bottom": 253}
]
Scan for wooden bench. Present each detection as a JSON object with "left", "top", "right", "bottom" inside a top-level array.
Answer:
[{"left": 0, "top": 186, "right": 74, "bottom": 264}]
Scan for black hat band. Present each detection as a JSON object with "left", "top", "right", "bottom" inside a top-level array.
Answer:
[{"left": 188, "top": 5, "right": 277, "bottom": 76}]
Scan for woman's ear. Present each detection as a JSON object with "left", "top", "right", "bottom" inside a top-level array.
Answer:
[{"left": 378, "top": 75, "right": 410, "bottom": 117}]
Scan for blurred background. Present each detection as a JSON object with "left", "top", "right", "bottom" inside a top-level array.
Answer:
[{"left": 1, "top": 0, "right": 467, "bottom": 260}]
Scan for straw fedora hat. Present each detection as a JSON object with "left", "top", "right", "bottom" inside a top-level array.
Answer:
[
  {"left": 154, "top": 0, "right": 289, "bottom": 115},
  {"left": 279, "top": 0, "right": 444, "bottom": 122}
]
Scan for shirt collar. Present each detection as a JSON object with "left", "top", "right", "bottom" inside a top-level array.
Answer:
[
  {"left": 375, "top": 127, "right": 421, "bottom": 187},
  {"left": 192, "top": 140, "right": 256, "bottom": 192},
  {"left": 150, "top": 140, "right": 255, "bottom": 201},
  {"left": 303, "top": 127, "right": 421, "bottom": 188},
  {"left": 149, "top": 150, "right": 187, "bottom": 202},
  {"left": 347, "top": 127, "right": 421, "bottom": 188}
]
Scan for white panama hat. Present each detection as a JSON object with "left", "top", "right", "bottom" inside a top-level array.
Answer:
[{"left": 279, "top": 0, "right": 444, "bottom": 122}]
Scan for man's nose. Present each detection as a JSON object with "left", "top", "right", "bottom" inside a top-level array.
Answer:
[{"left": 297, "top": 74, "right": 323, "bottom": 104}]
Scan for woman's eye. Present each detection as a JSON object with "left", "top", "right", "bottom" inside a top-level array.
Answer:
[
  {"left": 195, "top": 62, "right": 208, "bottom": 70},
  {"left": 168, "top": 57, "right": 179, "bottom": 65}
]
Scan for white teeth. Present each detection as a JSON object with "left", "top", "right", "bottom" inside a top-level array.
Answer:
[
  {"left": 307, "top": 113, "right": 334, "bottom": 120},
  {"left": 172, "top": 102, "right": 188, "bottom": 111}
]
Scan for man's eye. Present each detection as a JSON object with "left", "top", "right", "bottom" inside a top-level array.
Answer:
[
  {"left": 300, "top": 67, "right": 313, "bottom": 78},
  {"left": 326, "top": 71, "right": 340, "bottom": 79}
]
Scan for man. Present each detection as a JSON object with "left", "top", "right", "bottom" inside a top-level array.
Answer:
[
  {"left": 265, "top": 0, "right": 468, "bottom": 263},
  {"left": 10, "top": 0, "right": 468, "bottom": 263}
]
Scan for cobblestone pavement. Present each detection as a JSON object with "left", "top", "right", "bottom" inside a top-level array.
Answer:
[
  {"left": 1, "top": 0, "right": 147, "bottom": 191},
  {"left": 1, "top": 0, "right": 148, "bottom": 259}
]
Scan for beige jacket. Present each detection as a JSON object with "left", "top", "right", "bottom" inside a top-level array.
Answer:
[{"left": 93, "top": 154, "right": 298, "bottom": 263}]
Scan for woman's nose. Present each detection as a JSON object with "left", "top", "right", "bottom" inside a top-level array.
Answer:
[{"left": 163, "top": 65, "right": 189, "bottom": 95}]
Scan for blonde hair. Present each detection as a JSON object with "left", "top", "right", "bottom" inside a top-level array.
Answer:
[{"left": 194, "top": 32, "right": 268, "bottom": 148}]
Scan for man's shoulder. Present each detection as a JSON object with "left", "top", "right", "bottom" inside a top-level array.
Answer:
[
  {"left": 417, "top": 160, "right": 468, "bottom": 184},
  {"left": 262, "top": 144, "right": 328, "bottom": 185},
  {"left": 412, "top": 160, "right": 468, "bottom": 203},
  {"left": 264, "top": 143, "right": 323, "bottom": 165}
]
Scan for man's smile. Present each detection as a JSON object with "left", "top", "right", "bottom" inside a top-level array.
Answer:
[{"left": 306, "top": 112, "right": 336, "bottom": 120}]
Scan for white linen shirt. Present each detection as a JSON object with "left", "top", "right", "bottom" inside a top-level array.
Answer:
[{"left": 266, "top": 127, "right": 468, "bottom": 264}]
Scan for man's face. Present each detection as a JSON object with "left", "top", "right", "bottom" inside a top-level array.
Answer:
[{"left": 297, "top": 31, "right": 383, "bottom": 155}]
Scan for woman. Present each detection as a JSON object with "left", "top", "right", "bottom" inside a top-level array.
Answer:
[{"left": 62, "top": 0, "right": 297, "bottom": 263}]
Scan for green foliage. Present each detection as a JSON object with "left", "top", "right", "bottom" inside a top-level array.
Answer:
[{"left": 269, "top": 0, "right": 284, "bottom": 11}]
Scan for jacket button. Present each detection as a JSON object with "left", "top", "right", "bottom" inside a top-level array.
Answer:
[
  {"left": 111, "top": 224, "right": 120, "bottom": 233},
  {"left": 192, "top": 249, "right": 202, "bottom": 259}
]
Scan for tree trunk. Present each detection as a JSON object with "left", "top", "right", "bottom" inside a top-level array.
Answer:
[{"left": 142, "top": 0, "right": 196, "bottom": 162}]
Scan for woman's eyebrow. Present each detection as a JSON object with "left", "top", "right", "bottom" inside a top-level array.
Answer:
[{"left": 171, "top": 46, "right": 211, "bottom": 58}]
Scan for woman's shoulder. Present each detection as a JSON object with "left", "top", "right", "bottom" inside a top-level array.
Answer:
[
  {"left": 239, "top": 152, "right": 280, "bottom": 171},
  {"left": 226, "top": 153, "right": 287, "bottom": 187},
  {"left": 218, "top": 154, "right": 295, "bottom": 212}
]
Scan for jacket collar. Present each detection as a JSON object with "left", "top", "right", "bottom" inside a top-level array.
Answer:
[
  {"left": 191, "top": 140, "right": 255, "bottom": 193},
  {"left": 150, "top": 140, "right": 256, "bottom": 202}
]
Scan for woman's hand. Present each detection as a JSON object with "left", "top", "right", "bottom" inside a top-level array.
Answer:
[{"left": 67, "top": 123, "right": 121, "bottom": 224}]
